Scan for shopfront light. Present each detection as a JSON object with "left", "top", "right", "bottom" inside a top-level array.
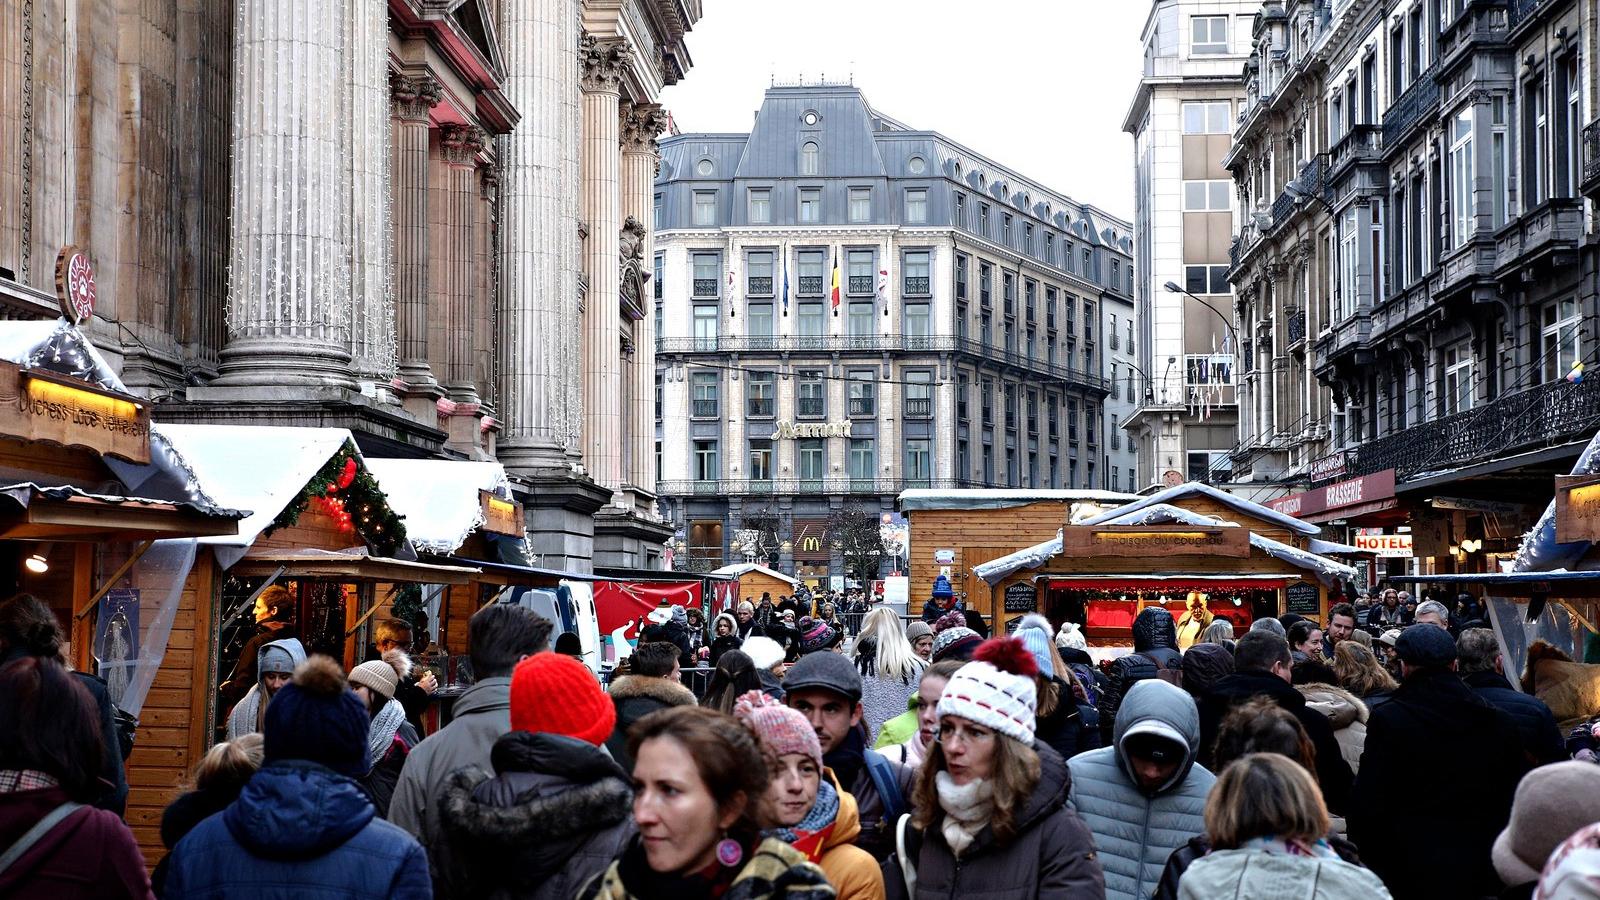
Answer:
[{"left": 24, "top": 553, "right": 47, "bottom": 574}]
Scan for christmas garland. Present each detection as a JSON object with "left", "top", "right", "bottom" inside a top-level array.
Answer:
[{"left": 267, "top": 442, "right": 406, "bottom": 557}]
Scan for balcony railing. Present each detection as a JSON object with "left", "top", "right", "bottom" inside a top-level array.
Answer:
[
  {"left": 1329, "top": 124, "right": 1383, "bottom": 177},
  {"left": 693, "top": 278, "right": 719, "bottom": 297},
  {"left": 691, "top": 399, "right": 718, "bottom": 418},
  {"left": 1348, "top": 375, "right": 1600, "bottom": 480},
  {"left": 904, "top": 276, "right": 930, "bottom": 295},
  {"left": 796, "top": 397, "right": 825, "bottom": 418},
  {"left": 1583, "top": 120, "right": 1600, "bottom": 193},
  {"left": 1287, "top": 309, "right": 1307, "bottom": 345},
  {"left": 904, "top": 397, "right": 933, "bottom": 418},
  {"left": 746, "top": 399, "right": 774, "bottom": 418},
  {"left": 655, "top": 335, "right": 1111, "bottom": 391},
  {"left": 662, "top": 477, "right": 966, "bottom": 497},
  {"left": 848, "top": 276, "right": 874, "bottom": 295},
  {"left": 1382, "top": 63, "right": 1439, "bottom": 150},
  {"left": 797, "top": 276, "right": 824, "bottom": 295},
  {"left": 747, "top": 277, "right": 773, "bottom": 295},
  {"left": 1509, "top": 0, "right": 1550, "bottom": 28},
  {"left": 848, "top": 397, "right": 876, "bottom": 417}
]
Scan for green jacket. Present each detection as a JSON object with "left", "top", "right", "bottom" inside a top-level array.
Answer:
[{"left": 872, "top": 694, "right": 920, "bottom": 750}]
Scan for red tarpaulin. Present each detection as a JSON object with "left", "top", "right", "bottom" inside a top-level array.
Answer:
[
  {"left": 1045, "top": 578, "right": 1289, "bottom": 592},
  {"left": 593, "top": 580, "right": 703, "bottom": 637}
]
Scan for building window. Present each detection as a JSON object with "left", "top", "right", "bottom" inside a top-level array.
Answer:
[
  {"left": 903, "top": 251, "right": 930, "bottom": 296},
  {"left": 847, "top": 250, "right": 874, "bottom": 296},
  {"left": 849, "top": 187, "right": 871, "bottom": 223},
  {"left": 1003, "top": 273, "right": 1015, "bottom": 317},
  {"left": 905, "top": 188, "right": 927, "bottom": 224},
  {"left": 848, "top": 301, "right": 873, "bottom": 337},
  {"left": 979, "top": 203, "right": 990, "bottom": 235},
  {"left": 848, "top": 439, "right": 876, "bottom": 485},
  {"left": 981, "top": 378, "right": 994, "bottom": 425},
  {"left": 693, "top": 253, "right": 719, "bottom": 298},
  {"left": 1527, "top": 75, "right": 1549, "bottom": 208},
  {"left": 1560, "top": 54, "right": 1581, "bottom": 198},
  {"left": 693, "top": 440, "right": 719, "bottom": 481},
  {"left": 1181, "top": 100, "right": 1231, "bottom": 134},
  {"left": 798, "top": 301, "right": 824, "bottom": 340},
  {"left": 1448, "top": 108, "right": 1474, "bottom": 248},
  {"left": 799, "top": 189, "right": 821, "bottom": 224},
  {"left": 746, "top": 371, "right": 775, "bottom": 418},
  {"left": 1184, "top": 265, "right": 1230, "bottom": 295},
  {"left": 979, "top": 263, "right": 992, "bottom": 307},
  {"left": 691, "top": 372, "right": 719, "bottom": 418},
  {"left": 653, "top": 192, "right": 663, "bottom": 227},
  {"left": 1066, "top": 242, "right": 1076, "bottom": 273},
  {"left": 1110, "top": 363, "right": 1120, "bottom": 399},
  {"left": 748, "top": 188, "right": 771, "bottom": 224},
  {"left": 847, "top": 370, "right": 875, "bottom": 417},
  {"left": 692, "top": 304, "right": 719, "bottom": 351},
  {"left": 1111, "top": 465, "right": 1120, "bottom": 488},
  {"left": 957, "top": 375, "right": 969, "bottom": 420},
  {"left": 1110, "top": 259, "right": 1121, "bottom": 290},
  {"left": 747, "top": 439, "right": 774, "bottom": 482},
  {"left": 747, "top": 251, "right": 774, "bottom": 296},
  {"left": 798, "top": 250, "right": 824, "bottom": 296},
  {"left": 798, "top": 439, "right": 825, "bottom": 482},
  {"left": 653, "top": 253, "right": 663, "bottom": 302},
  {"left": 1186, "top": 353, "right": 1233, "bottom": 386},
  {"left": 692, "top": 191, "right": 716, "bottom": 226},
  {"left": 748, "top": 302, "right": 773, "bottom": 342},
  {"left": 800, "top": 141, "right": 818, "bottom": 176},
  {"left": 1111, "top": 414, "right": 1121, "bottom": 451},
  {"left": 1492, "top": 96, "right": 1509, "bottom": 229},
  {"left": 905, "top": 302, "right": 930, "bottom": 338},
  {"left": 955, "top": 254, "right": 968, "bottom": 300},
  {"left": 904, "top": 371, "right": 933, "bottom": 418},
  {"left": 1002, "top": 214, "right": 1014, "bottom": 245},
  {"left": 1126, "top": 318, "right": 1134, "bottom": 354},
  {"left": 904, "top": 439, "right": 931, "bottom": 486},
  {"left": 797, "top": 370, "right": 826, "bottom": 418},
  {"left": 1444, "top": 345, "right": 1473, "bottom": 415},
  {"left": 1191, "top": 15, "right": 1228, "bottom": 55},
  {"left": 1543, "top": 298, "right": 1582, "bottom": 383},
  {"left": 1337, "top": 207, "right": 1358, "bottom": 320},
  {"left": 953, "top": 192, "right": 966, "bottom": 228},
  {"left": 1183, "top": 180, "right": 1231, "bottom": 211}
]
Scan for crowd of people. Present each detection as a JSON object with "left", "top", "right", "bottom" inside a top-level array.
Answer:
[{"left": 11, "top": 582, "right": 1600, "bottom": 899}]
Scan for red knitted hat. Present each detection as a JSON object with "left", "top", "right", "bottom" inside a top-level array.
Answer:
[{"left": 509, "top": 652, "right": 615, "bottom": 746}]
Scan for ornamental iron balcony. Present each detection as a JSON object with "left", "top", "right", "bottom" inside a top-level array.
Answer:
[
  {"left": 1509, "top": 0, "right": 1549, "bottom": 28},
  {"left": 1287, "top": 309, "right": 1307, "bottom": 345},
  {"left": 796, "top": 397, "right": 825, "bottom": 418},
  {"left": 904, "top": 276, "right": 931, "bottom": 295},
  {"left": 798, "top": 276, "right": 824, "bottom": 295},
  {"left": 747, "top": 276, "right": 773, "bottom": 295},
  {"left": 1348, "top": 375, "right": 1600, "bottom": 480},
  {"left": 1329, "top": 125, "right": 1383, "bottom": 178},
  {"left": 693, "top": 278, "right": 719, "bottom": 297},
  {"left": 904, "top": 397, "right": 933, "bottom": 418},
  {"left": 691, "top": 399, "right": 718, "bottom": 418},
  {"left": 1382, "top": 63, "right": 1440, "bottom": 150},
  {"left": 848, "top": 397, "right": 876, "bottom": 417},
  {"left": 848, "top": 276, "right": 874, "bottom": 295},
  {"left": 1494, "top": 197, "right": 1584, "bottom": 272},
  {"left": 1583, "top": 120, "right": 1600, "bottom": 194}
]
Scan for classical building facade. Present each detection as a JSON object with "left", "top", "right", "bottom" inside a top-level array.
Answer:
[
  {"left": 654, "top": 83, "right": 1129, "bottom": 576},
  {"left": 1124, "top": 0, "right": 1257, "bottom": 490},
  {"left": 0, "top": 0, "right": 701, "bottom": 572},
  {"left": 1234, "top": 0, "right": 1600, "bottom": 580}
]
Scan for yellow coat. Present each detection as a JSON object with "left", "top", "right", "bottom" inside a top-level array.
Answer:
[{"left": 817, "top": 769, "right": 887, "bottom": 900}]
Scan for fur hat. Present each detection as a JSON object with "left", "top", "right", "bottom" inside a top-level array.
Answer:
[
  {"left": 263, "top": 656, "right": 370, "bottom": 779},
  {"left": 348, "top": 649, "right": 412, "bottom": 700},
  {"left": 937, "top": 638, "right": 1039, "bottom": 744},
  {"left": 510, "top": 652, "right": 615, "bottom": 746},
  {"left": 742, "top": 636, "right": 786, "bottom": 671},
  {"left": 733, "top": 690, "right": 821, "bottom": 766}
]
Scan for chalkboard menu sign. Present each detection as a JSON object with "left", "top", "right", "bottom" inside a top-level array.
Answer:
[
  {"left": 1284, "top": 581, "right": 1321, "bottom": 617},
  {"left": 1004, "top": 583, "right": 1037, "bottom": 613}
]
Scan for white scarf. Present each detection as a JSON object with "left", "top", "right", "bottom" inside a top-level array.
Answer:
[
  {"left": 367, "top": 698, "right": 407, "bottom": 767},
  {"left": 935, "top": 770, "right": 994, "bottom": 858}
]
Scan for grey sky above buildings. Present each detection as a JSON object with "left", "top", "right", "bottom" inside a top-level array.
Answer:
[{"left": 660, "top": 1, "right": 1150, "bottom": 220}]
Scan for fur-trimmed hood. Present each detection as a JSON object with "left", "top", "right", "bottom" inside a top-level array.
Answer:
[
  {"left": 607, "top": 674, "right": 697, "bottom": 707},
  {"left": 1297, "top": 682, "right": 1369, "bottom": 729}
]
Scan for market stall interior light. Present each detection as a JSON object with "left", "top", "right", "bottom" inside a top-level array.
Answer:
[{"left": 24, "top": 552, "right": 47, "bottom": 574}]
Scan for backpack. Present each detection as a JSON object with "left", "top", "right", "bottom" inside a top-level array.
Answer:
[
  {"left": 1098, "top": 652, "right": 1158, "bottom": 743},
  {"left": 863, "top": 748, "right": 907, "bottom": 826}
]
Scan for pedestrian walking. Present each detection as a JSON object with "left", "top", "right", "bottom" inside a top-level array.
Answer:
[
  {"left": 735, "top": 691, "right": 882, "bottom": 900},
  {"left": 736, "top": 602, "right": 767, "bottom": 640},
  {"left": 439, "top": 651, "right": 632, "bottom": 900},
  {"left": 605, "top": 641, "right": 697, "bottom": 772},
  {"left": 389, "top": 602, "right": 551, "bottom": 897},
  {"left": 1016, "top": 614, "right": 1096, "bottom": 761},
  {"left": 1098, "top": 606, "right": 1182, "bottom": 744},
  {"left": 1177, "top": 754, "right": 1390, "bottom": 900},
  {"left": 641, "top": 606, "right": 695, "bottom": 669},
  {"left": 1459, "top": 627, "right": 1567, "bottom": 765},
  {"left": 225, "top": 636, "right": 307, "bottom": 740},
  {"left": 1179, "top": 642, "right": 1233, "bottom": 702},
  {"left": 905, "top": 621, "right": 933, "bottom": 661},
  {"left": 784, "top": 650, "right": 912, "bottom": 861},
  {"left": 710, "top": 612, "right": 743, "bottom": 667},
  {"left": 883, "top": 637, "right": 1104, "bottom": 899},
  {"left": 704, "top": 649, "right": 767, "bottom": 714},
  {"left": 1492, "top": 761, "right": 1600, "bottom": 900},
  {"left": 0, "top": 593, "right": 129, "bottom": 814},
  {"left": 1324, "top": 603, "right": 1358, "bottom": 658},
  {"left": 1350, "top": 624, "right": 1529, "bottom": 899},
  {"left": 151, "top": 734, "right": 264, "bottom": 896},
  {"left": 348, "top": 649, "right": 422, "bottom": 817},
  {"left": 1068, "top": 678, "right": 1215, "bottom": 900},
  {"left": 855, "top": 608, "right": 926, "bottom": 743},
  {"left": 0, "top": 656, "right": 152, "bottom": 900},
  {"left": 582, "top": 706, "right": 834, "bottom": 899},
  {"left": 878, "top": 659, "right": 964, "bottom": 767},
  {"left": 163, "top": 655, "right": 430, "bottom": 900},
  {"left": 1294, "top": 681, "right": 1368, "bottom": 776},
  {"left": 745, "top": 635, "right": 789, "bottom": 698}
]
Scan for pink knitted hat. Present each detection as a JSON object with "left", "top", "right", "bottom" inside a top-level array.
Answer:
[{"left": 733, "top": 690, "right": 822, "bottom": 766}]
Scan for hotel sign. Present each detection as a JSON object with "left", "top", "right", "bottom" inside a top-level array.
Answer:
[
  {"left": 770, "top": 420, "right": 853, "bottom": 440},
  {"left": 1557, "top": 475, "right": 1600, "bottom": 543},
  {"left": 0, "top": 362, "right": 149, "bottom": 463},
  {"left": 1353, "top": 533, "right": 1413, "bottom": 558},
  {"left": 1061, "top": 525, "right": 1249, "bottom": 558}
]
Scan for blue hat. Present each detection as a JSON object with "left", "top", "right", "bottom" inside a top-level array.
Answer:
[
  {"left": 264, "top": 656, "right": 371, "bottom": 780},
  {"left": 931, "top": 574, "right": 954, "bottom": 599},
  {"left": 1016, "top": 625, "right": 1055, "bottom": 678}
]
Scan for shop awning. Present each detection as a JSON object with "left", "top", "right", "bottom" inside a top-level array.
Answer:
[
  {"left": 0, "top": 482, "right": 243, "bottom": 541},
  {"left": 365, "top": 459, "right": 514, "bottom": 554},
  {"left": 229, "top": 549, "right": 478, "bottom": 584},
  {"left": 1037, "top": 574, "right": 1293, "bottom": 591},
  {"left": 1388, "top": 571, "right": 1600, "bottom": 597},
  {"left": 709, "top": 562, "right": 800, "bottom": 586},
  {"left": 1301, "top": 498, "right": 1399, "bottom": 524}
]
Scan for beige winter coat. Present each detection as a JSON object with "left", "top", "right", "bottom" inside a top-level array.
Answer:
[{"left": 1297, "top": 683, "right": 1368, "bottom": 776}]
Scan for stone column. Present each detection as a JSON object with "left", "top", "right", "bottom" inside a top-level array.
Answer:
[
  {"left": 621, "top": 102, "right": 667, "bottom": 502},
  {"left": 477, "top": 162, "right": 499, "bottom": 417},
  {"left": 580, "top": 34, "right": 630, "bottom": 495},
  {"left": 497, "top": 0, "right": 581, "bottom": 474},
  {"left": 440, "top": 124, "right": 485, "bottom": 405},
  {"left": 347, "top": 0, "right": 393, "bottom": 388},
  {"left": 218, "top": 0, "right": 352, "bottom": 386},
  {"left": 389, "top": 72, "right": 441, "bottom": 394}
]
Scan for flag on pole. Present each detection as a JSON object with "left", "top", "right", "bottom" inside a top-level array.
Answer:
[
  {"left": 876, "top": 266, "right": 889, "bottom": 315},
  {"left": 782, "top": 248, "right": 790, "bottom": 317},
  {"left": 830, "top": 254, "right": 841, "bottom": 315},
  {"left": 727, "top": 269, "right": 736, "bottom": 318}
]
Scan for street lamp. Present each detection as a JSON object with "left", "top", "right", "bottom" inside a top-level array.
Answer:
[{"left": 1162, "top": 281, "right": 1240, "bottom": 347}]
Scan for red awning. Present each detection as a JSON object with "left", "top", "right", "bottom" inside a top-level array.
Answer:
[
  {"left": 1042, "top": 576, "right": 1291, "bottom": 592},
  {"left": 592, "top": 580, "right": 704, "bottom": 635}
]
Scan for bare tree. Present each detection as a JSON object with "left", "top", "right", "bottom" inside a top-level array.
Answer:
[
  {"left": 736, "top": 501, "right": 782, "bottom": 568},
  {"left": 828, "top": 502, "right": 888, "bottom": 586}
]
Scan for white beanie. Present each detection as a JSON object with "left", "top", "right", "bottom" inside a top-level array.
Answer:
[
  {"left": 936, "top": 637, "right": 1038, "bottom": 745},
  {"left": 742, "top": 636, "right": 786, "bottom": 671},
  {"left": 1056, "top": 621, "right": 1087, "bottom": 651}
]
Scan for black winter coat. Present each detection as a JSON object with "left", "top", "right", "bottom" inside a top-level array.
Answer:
[
  {"left": 1349, "top": 668, "right": 1529, "bottom": 900},
  {"left": 640, "top": 621, "right": 694, "bottom": 667},
  {"left": 1097, "top": 607, "right": 1183, "bottom": 743},
  {"left": 603, "top": 675, "right": 697, "bottom": 772},
  {"left": 708, "top": 635, "right": 742, "bottom": 667},
  {"left": 883, "top": 741, "right": 1104, "bottom": 899},
  {"left": 1034, "top": 677, "right": 1100, "bottom": 761},
  {"left": 439, "top": 731, "right": 634, "bottom": 900},
  {"left": 1197, "top": 669, "right": 1354, "bottom": 815},
  {"left": 1463, "top": 670, "right": 1567, "bottom": 765}
]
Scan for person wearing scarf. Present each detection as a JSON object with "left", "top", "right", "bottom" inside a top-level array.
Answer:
[
  {"left": 734, "top": 691, "right": 882, "bottom": 900},
  {"left": 348, "top": 649, "right": 421, "bottom": 817}
]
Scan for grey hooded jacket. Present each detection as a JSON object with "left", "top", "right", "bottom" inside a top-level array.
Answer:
[
  {"left": 225, "top": 637, "right": 307, "bottom": 740},
  {"left": 1067, "top": 679, "right": 1216, "bottom": 900}
]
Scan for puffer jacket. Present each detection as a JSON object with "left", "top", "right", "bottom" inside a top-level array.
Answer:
[
  {"left": 1178, "top": 847, "right": 1391, "bottom": 899},
  {"left": 1297, "top": 683, "right": 1368, "bottom": 775},
  {"left": 807, "top": 770, "right": 884, "bottom": 900},
  {"left": 439, "top": 730, "right": 633, "bottom": 900},
  {"left": 604, "top": 675, "right": 697, "bottom": 772},
  {"left": 1098, "top": 608, "right": 1183, "bottom": 743},
  {"left": 884, "top": 741, "right": 1103, "bottom": 899},
  {"left": 1068, "top": 679, "right": 1216, "bottom": 900},
  {"left": 1133, "top": 606, "right": 1183, "bottom": 669},
  {"left": 584, "top": 834, "right": 833, "bottom": 900},
  {"left": 1463, "top": 669, "right": 1567, "bottom": 765},
  {"left": 163, "top": 761, "right": 430, "bottom": 899}
]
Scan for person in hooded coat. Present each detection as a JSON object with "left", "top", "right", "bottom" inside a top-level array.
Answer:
[
  {"left": 640, "top": 606, "right": 695, "bottom": 668},
  {"left": 1295, "top": 682, "right": 1369, "bottom": 776},
  {"left": 1179, "top": 642, "right": 1233, "bottom": 703},
  {"left": 163, "top": 655, "right": 430, "bottom": 900},
  {"left": 604, "top": 641, "right": 697, "bottom": 772},
  {"left": 1098, "top": 606, "right": 1182, "bottom": 744},
  {"left": 348, "top": 650, "right": 422, "bottom": 817},
  {"left": 226, "top": 637, "right": 307, "bottom": 740},
  {"left": 152, "top": 734, "right": 264, "bottom": 895},
  {"left": 439, "top": 652, "right": 633, "bottom": 900},
  {"left": 1068, "top": 678, "right": 1216, "bottom": 900},
  {"left": 709, "top": 612, "right": 743, "bottom": 667}
]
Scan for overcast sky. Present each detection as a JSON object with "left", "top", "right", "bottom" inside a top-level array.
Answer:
[{"left": 660, "top": 1, "right": 1152, "bottom": 220}]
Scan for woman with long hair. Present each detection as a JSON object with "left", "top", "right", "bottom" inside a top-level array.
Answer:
[
  {"left": 701, "top": 650, "right": 765, "bottom": 714},
  {"left": 0, "top": 656, "right": 153, "bottom": 899},
  {"left": 880, "top": 659, "right": 965, "bottom": 767},
  {"left": 1177, "top": 754, "right": 1389, "bottom": 899},
  {"left": 582, "top": 706, "right": 832, "bottom": 899},
  {"left": 1331, "top": 641, "right": 1398, "bottom": 709},
  {"left": 854, "top": 608, "right": 926, "bottom": 742},
  {"left": 884, "top": 638, "right": 1103, "bottom": 899}
]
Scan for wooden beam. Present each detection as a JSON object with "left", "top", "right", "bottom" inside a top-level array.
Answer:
[{"left": 76, "top": 540, "right": 154, "bottom": 620}]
